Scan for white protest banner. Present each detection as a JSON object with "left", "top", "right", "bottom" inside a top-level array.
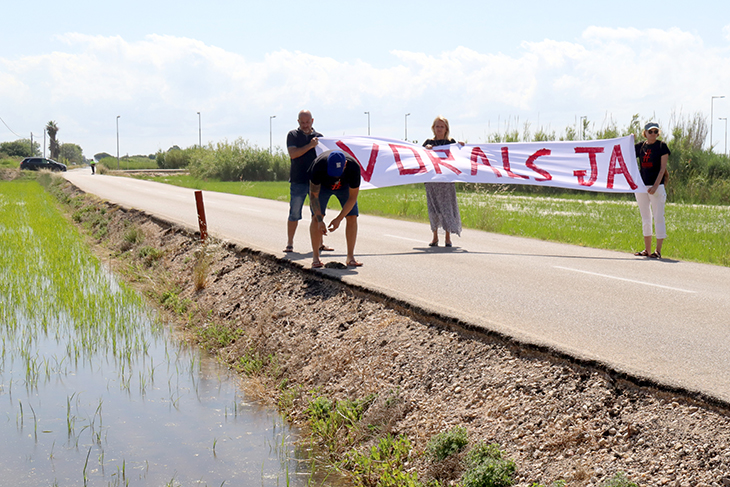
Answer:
[{"left": 316, "top": 135, "right": 644, "bottom": 193}]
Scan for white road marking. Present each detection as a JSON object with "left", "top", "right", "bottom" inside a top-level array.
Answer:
[
  {"left": 384, "top": 234, "right": 424, "bottom": 243},
  {"left": 554, "top": 266, "right": 697, "bottom": 294}
]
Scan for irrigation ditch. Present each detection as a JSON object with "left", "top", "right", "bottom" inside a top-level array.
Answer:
[{"left": 38, "top": 171, "right": 730, "bottom": 486}]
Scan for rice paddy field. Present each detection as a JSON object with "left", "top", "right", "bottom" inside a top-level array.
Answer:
[
  {"left": 135, "top": 176, "right": 730, "bottom": 267},
  {"left": 0, "top": 180, "right": 330, "bottom": 486}
]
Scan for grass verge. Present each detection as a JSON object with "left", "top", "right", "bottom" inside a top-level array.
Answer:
[{"left": 134, "top": 176, "right": 730, "bottom": 267}]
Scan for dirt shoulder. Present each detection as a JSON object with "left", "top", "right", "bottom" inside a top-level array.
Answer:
[{"left": 52, "top": 176, "right": 730, "bottom": 487}]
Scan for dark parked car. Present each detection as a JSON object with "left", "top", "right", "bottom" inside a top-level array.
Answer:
[{"left": 19, "top": 157, "right": 67, "bottom": 172}]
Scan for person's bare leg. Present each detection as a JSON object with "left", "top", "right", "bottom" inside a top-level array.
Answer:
[
  {"left": 346, "top": 216, "right": 360, "bottom": 265},
  {"left": 431, "top": 230, "right": 438, "bottom": 245},
  {"left": 655, "top": 238, "right": 663, "bottom": 255},
  {"left": 644, "top": 235, "right": 652, "bottom": 254},
  {"left": 310, "top": 219, "right": 322, "bottom": 266},
  {"left": 286, "top": 220, "right": 298, "bottom": 250},
  {"left": 445, "top": 231, "right": 452, "bottom": 246}
]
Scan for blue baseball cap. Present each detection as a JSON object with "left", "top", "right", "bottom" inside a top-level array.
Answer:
[
  {"left": 327, "top": 151, "right": 346, "bottom": 177},
  {"left": 644, "top": 122, "right": 660, "bottom": 131}
]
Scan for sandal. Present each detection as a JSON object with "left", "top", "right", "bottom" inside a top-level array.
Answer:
[
  {"left": 445, "top": 242, "right": 452, "bottom": 247},
  {"left": 428, "top": 241, "right": 438, "bottom": 247},
  {"left": 347, "top": 260, "right": 363, "bottom": 267},
  {"left": 319, "top": 244, "right": 334, "bottom": 252},
  {"left": 649, "top": 251, "right": 662, "bottom": 259},
  {"left": 634, "top": 250, "right": 649, "bottom": 256},
  {"left": 312, "top": 261, "right": 324, "bottom": 269},
  {"left": 284, "top": 245, "right": 294, "bottom": 253}
]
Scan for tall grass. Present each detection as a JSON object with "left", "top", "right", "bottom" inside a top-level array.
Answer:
[
  {"left": 98, "top": 155, "right": 158, "bottom": 170},
  {"left": 186, "top": 139, "right": 290, "bottom": 181}
]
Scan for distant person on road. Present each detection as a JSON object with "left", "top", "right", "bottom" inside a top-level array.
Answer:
[
  {"left": 285, "top": 110, "right": 332, "bottom": 253},
  {"left": 634, "top": 121, "right": 670, "bottom": 259},
  {"left": 423, "top": 116, "right": 463, "bottom": 247},
  {"left": 309, "top": 150, "right": 362, "bottom": 269},
  {"left": 90, "top": 159, "right": 97, "bottom": 175}
]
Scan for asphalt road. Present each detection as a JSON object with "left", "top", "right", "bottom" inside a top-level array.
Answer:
[{"left": 64, "top": 169, "right": 730, "bottom": 404}]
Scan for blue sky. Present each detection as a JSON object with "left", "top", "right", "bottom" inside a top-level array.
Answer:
[{"left": 2, "top": 0, "right": 729, "bottom": 157}]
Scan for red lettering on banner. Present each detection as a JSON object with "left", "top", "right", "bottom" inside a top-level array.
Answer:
[
  {"left": 525, "top": 149, "right": 552, "bottom": 181},
  {"left": 501, "top": 147, "right": 529, "bottom": 180},
  {"left": 336, "top": 141, "right": 378, "bottom": 183},
  {"left": 470, "top": 147, "right": 502, "bottom": 177},
  {"left": 389, "top": 144, "right": 428, "bottom": 176},
  {"left": 425, "top": 148, "right": 461, "bottom": 175},
  {"left": 573, "top": 147, "right": 604, "bottom": 187},
  {"left": 606, "top": 144, "right": 638, "bottom": 190}
]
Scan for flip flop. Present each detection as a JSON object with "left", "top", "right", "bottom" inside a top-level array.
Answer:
[
  {"left": 312, "top": 261, "right": 324, "bottom": 269},
  {"left": 649, "top": 251, "right": 662, "bottom": 259},
  {"left": 319, "top": 244, "right": 334, "bottom": 252},
  {"left": 634, "top": 250, "right": 649, "bottom": 256},
  {"left": 284, "top": 245, "right": 294, "bottom": 253},
  {"left": 347, "top": 260, "right": 363, "bottom": 267}
]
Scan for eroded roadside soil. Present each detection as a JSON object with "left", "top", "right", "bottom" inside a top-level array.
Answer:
[{"left": 39, "top": 173, "right": 730, "bottom": 486}]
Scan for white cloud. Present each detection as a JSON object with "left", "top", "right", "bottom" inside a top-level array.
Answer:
[{"left": 1, "top": 27, "right": 730, "bottom": 154}]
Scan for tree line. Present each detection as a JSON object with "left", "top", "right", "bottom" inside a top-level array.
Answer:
[{"left": 0, "top": 120, "right": 84, "bottom": 164}]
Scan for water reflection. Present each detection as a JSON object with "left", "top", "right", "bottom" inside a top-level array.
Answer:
[{"left": 1, "top": 312, "right": 331, "bottom": 486}]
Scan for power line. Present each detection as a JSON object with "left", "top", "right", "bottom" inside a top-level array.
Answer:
[{"left": 0, "top": 115, "right": 23, "bottom": 138}]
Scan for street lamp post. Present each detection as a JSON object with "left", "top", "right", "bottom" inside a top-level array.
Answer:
[
  {"left": 364, "top": 111, "right": 370, "bottom": 135},
  {"left": 720, "top": 117, "right": 728, "bottom": 157},
  {"left": 197, "top": 111, "right": 202, "bottom": 148},
  {"left": 405, "top": 113, "right": 411, "bottom": 141},
  {"left": 116, "top": 115, "right": 121, "bottom": 170},
  {"left": 711, "top": 96, "right": 725, "bottom": 152},
  {"left": 269, "top": 115, "right": 276, "bottom": 154}
]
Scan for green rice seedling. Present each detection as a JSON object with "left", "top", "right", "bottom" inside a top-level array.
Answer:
[
  {"left": 83, "top": 446, "right": 92, "bottom": 486},
  {"left": 17, "top": 400, "right": 24, "bottom": 429},
  {"left": 29, "top": 403, "right": 38, "bottom": 441}
]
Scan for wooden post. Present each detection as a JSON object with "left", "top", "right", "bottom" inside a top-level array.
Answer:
[{"left": 194, "top": 190, "right": 207, "bottom": 242}]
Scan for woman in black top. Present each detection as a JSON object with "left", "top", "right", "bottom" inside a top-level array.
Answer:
[
  {"left": 422, "top": 116, "right": 463, "bottom": 247},
  {"left": 634, "top": 122, "right": 670, "bottom": 258}
]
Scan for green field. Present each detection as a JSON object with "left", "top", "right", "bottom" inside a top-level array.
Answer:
[{"left": 133, "top": 175, "right": 730, "bottom": 267}]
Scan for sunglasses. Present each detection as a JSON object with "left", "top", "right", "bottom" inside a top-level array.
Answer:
[{"left": 647, "top": 129, "right": 659, "bottom": 134}]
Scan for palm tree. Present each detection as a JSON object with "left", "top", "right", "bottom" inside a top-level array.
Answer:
[{"left": 46, "top": 121, "right": 59, "bottom": 160}]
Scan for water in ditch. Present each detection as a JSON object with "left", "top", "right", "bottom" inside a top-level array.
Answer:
[{"left": 0, "top": 180, "right": 340, "bottom": 486}]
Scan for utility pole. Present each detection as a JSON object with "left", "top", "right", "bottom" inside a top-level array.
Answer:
[{"left": 116, "top": 115, "right": 121, "bottom": 170}]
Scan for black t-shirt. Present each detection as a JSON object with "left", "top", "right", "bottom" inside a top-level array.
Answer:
[
  {"left": 309, "top": 150, "right": 361, "bottom": 191},
  {"left": 423, "top": 138, "right": 456, "bottom": 148},
  {"left": 287, "top": 128, "right": 323, "bottom": 184},
  {"left": 635, "top": 140, "right": 670, "bottom": 186}
]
